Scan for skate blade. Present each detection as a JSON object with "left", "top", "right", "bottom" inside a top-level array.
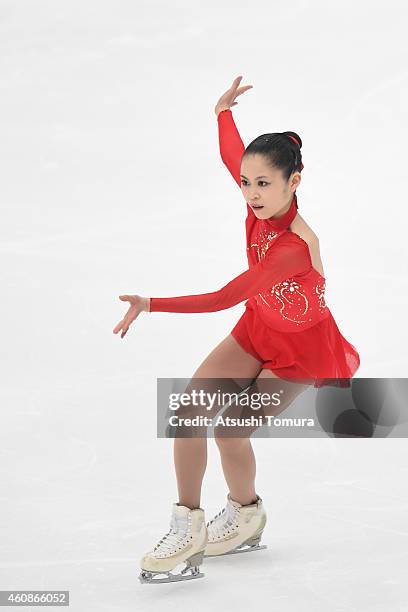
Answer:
[
  {"left": 204, "top": 543, "right": 267, "bottom": 558},
  {"left": 139, "top": 568, "right": 205, "bottom": 584},
  {"left": 139, "top": 551, "right": 206, "bottom": 584}
]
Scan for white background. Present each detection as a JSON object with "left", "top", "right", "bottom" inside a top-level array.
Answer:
[{"left": 1, "top": 0, "right": 407, "bottom": 609}]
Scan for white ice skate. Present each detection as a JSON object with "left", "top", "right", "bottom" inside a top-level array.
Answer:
[
  {"left": 139, "top": 503, "right": 208, "bottom": 584},
  {"left": 204, "top": 493, "right": 267, "bottom": 558}
]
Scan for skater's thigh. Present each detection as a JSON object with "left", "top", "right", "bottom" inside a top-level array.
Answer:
[
  {"left": 254, "top": 369, "right": 310, "bottom": 416},
  {"left": 177, "top": 334, "right": 263, "bottom": 427},
  {"left": 191, "top": 333, "right": 262, "bottom": 383}
]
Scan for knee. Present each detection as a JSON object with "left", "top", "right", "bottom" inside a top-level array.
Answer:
[{"left": 214, "top": 433, "right": 249, "bottom": 453}]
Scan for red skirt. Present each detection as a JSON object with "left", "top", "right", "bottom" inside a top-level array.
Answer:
[{"left": 230, "top": 302, "right": 360, "bottom": 388}]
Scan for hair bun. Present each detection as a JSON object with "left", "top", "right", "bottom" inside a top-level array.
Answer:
[{"left": 283, "top": 131, "right": 302, "bottom": 149}]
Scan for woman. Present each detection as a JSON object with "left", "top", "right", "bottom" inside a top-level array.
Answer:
[{"left": 114, "top": 76, "right": 360, "bottom": 584}]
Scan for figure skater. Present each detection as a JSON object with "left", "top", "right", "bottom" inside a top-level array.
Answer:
[{"left": 113, "top": 76, "right": 360, "bottom": 584}]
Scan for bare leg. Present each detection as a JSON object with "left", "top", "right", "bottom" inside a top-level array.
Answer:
[
  {"left": 214, "top": 369, "right": 309, "bottom": 504},
  {"left": 216, "top": 437, "right": 257, "bottom": 505},
  {"left": 174, "top": 438, "right": 207, "bottom": 510},
  {"left": 174, "top": 334, "right": 262, "bottom": 510}
]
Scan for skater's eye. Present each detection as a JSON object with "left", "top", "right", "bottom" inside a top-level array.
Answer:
[{"left": 241, "top": 180, "right": 269, "bottom": 187}]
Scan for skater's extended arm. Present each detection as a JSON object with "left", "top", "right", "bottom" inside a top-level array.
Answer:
[{"left": 149, "top": 233, "right": 311, "bottom": 313}]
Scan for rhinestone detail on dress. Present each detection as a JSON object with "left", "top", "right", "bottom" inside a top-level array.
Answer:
[{"left": 247, "top": 225, "right": 327, "bottom": 327}]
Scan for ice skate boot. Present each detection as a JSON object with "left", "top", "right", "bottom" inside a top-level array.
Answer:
[
  {"left": 204, "top": 493, "right": 267, "bottom": 558},
  {"left": 139, "top": 503, "right": 208, "bottom": 584}
]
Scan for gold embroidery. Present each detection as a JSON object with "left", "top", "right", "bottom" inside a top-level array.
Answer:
[
  {"left": 248, "top": 223, "right": 328, "bottom": 326},
  {"left": 314, "top": 278, "right": 327, "bottom": 310},
  {"left": 255, "top": 280, "right": 311, "bottom": 324},
  {"left": 247, "top": 225, "right": 279, "bottom": 261}
]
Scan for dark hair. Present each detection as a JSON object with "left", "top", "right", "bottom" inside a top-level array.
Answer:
[{"left": 242, "top": 131, "right": 303, "bottom": 182}]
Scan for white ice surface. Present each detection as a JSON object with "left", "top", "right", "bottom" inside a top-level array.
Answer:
[{"left": 1, "top": 0, "right": 407, "bottom": 610}]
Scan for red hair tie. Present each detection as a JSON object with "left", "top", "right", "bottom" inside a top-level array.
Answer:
[
  {"left": 287, "top": 135, "right": 300, "bottom": 147},
  {"left": 286, "top": 134, "right": 304, "bottom": 171}
]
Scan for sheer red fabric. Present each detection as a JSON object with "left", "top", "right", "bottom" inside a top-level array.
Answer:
[
  {"left": 230, "top": 301, "right": 360, "bottom": 388},
  {"left": 150, "top": 232, "right": 311, "bottom": 313},
  {"left": 149, "top": 109, "right": 360, "bottom": 387}
]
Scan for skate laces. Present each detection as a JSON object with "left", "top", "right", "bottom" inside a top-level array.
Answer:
[
  {"left": 207, "top": 501, "right": 238, "bottom": 539},
  {"left": 152, "top": 513, "right": 189, "bottom": 555}
]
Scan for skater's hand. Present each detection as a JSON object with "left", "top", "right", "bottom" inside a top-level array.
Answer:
[
  {"left": 113, "top": 295, "right": 150, "bottom": 339},
  {"left": 214, "top": 75, "right": 253, "bottom": 117}
]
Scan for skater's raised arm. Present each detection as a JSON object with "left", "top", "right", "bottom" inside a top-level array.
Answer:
[
  {"left": 215, "top": 76, "right": 253, "bottom": 188},
  {"left": 148, "top": 233, "right": 311, "bottom": 313},
  {"left": 217, "top": 109, "right": 245, "bottom": 188}
]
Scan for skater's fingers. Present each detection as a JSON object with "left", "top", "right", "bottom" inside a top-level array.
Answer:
[
  {"left": 114, "top": 306, "right": 133, "bottom": 333},
  {"left": 219, "top": 76, "right": 242, "bottom": 102},
  {"left": 230, "top": 75, "right": 243, "bottom": 91},
  {"left": 121, "top": 317, "right": 137, "bottom": 337},
  {"left": 235, "top": 85, "right": 253, "bottom": 98},
  {"left": 122, "top": 309, "right": 141, "bottom": 330},
  {"left": 113, "top": 320, "right": 124, "bottom": 334},
  {"left": 121, "top": 315, "right": 132, "bottom": 329},
  {"left": 119, "top": 294, "right": 134, "bottom": 303}
]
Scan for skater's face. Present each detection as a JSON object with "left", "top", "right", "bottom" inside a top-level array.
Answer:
[{"left": 240, "top": 154, "right": 301, "bottom": 219}]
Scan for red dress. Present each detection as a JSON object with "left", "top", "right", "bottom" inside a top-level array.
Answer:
[{"left": 149, "top": 109, "right": 360, "bottom": 388}]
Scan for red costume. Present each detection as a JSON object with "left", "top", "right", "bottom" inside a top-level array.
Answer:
[{"left": 149, "top": 110, "right": 360, "bottom": 387}]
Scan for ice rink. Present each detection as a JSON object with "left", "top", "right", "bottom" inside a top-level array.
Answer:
[{"left": 1, "top": 0, "right": 407, "bottom": 610}]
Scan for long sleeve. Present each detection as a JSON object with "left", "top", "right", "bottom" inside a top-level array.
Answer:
[
  {"left": 217, "top": 109, "right": 245, "bottom": 188},
  {"left": 149, "top": 233, "right": 312, "bottom": 313}
]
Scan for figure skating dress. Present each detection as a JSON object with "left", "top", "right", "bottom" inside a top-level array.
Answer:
[{"left": 149, "top": 110, "right": 360, "bottom": 388}]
